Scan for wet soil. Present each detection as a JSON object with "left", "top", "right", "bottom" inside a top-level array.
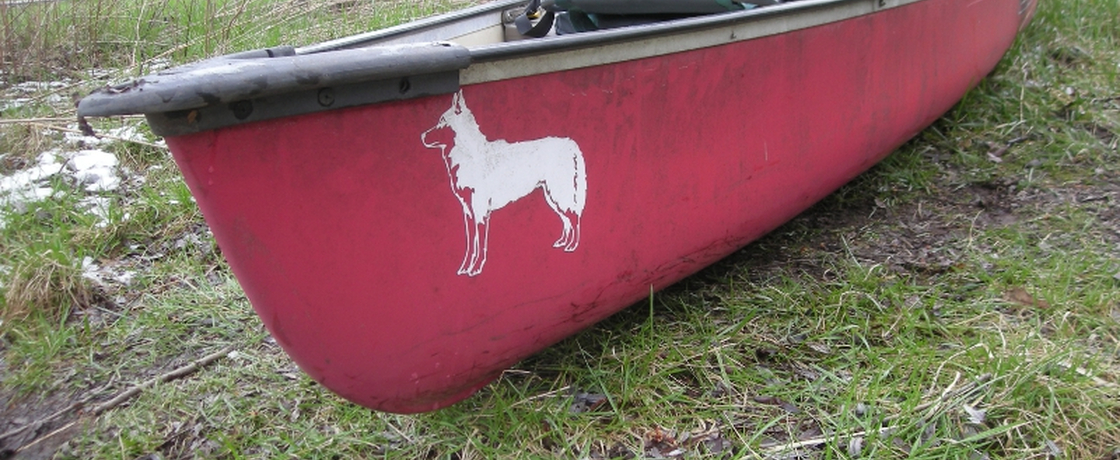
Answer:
[{"left": 729, "top": 163, "right": 1119, "bottom": 285}]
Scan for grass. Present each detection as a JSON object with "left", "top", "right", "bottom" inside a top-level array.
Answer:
[
  {"left": 2, "top": 0, "right": 1119, "bottom": 458},
  {"left": 0, "top": 0, "right": 478, "bottom": 83}
]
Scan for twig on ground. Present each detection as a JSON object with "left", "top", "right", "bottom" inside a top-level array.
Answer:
[
  {"left": 30, "top": 121, "right": 167, "bottom": 150},
  {"left": 0, "top": 117, "right": 163, "bottom": 149},
  {"left": 11, "top": 420, "right": 82, "bottom": 455},
  {"left": 762, "top": 373, "right": 994, "bottom": 455},
  {"left": 510, "top": 385, "right": 573, "bottom": 407},
  {"left": 12, "top": 344, "right": 236, "bottom": 455},
  {"left": 0, "top": 117, "right": 80, "bottom": 125},
  {"left": 765, "top": 425, "right": 898, "bottom": 452},
  {"left": 0, "top": 381, "right": 114, "bottom": 442},
  {"left": 88, "top": 344, "right": 236, "bottom": 415}
]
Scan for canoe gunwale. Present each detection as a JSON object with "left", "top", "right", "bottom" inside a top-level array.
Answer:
[
  {"left": 295, "top": 0, "right": 525, "bottom": 54},
  {"left": 76, "top": 42, "right": 471, "bottom": 122},
  {"left": 462, "top": 0, "right": 889, "bottom": 83},
  {"left": 468, "top": 0, "right": 871, "bottom": 62},
  {"left": 77, "top": 0, "right": 921, "bottom": 135},
  {"left": 141, "top": 70, "right": 463, "bottom": 137}
]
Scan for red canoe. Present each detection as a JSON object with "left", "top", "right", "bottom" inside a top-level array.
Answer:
[{"left": 79, "top": 0, "right": 1037, "bottom": 413}]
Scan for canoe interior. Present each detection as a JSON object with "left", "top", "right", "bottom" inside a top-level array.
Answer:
[
  {"left": 299, "top": 0, "right": 554, "bottom": 52},
  {"left": 298, "top": 0, "right": 837, "bottom": 54}
]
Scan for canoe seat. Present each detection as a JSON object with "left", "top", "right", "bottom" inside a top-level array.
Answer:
[{"left": 513, "top": 0, "right": 776, "bottom": 37}]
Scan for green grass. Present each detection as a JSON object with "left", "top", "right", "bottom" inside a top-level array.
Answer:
[
  {"left": 2, "top": 0, "right": 1119, "bottom": 458},
  {"left": 0, "top": 0, "right": 478, "bottom": 83}
]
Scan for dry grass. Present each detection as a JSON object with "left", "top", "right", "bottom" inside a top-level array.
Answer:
[
  {"left": 2, "top": 252, "right": 92, "bottom": 322},
  {"left": 0, "top": 124, "right": 50, "bottom": 175},
  {"left": 0, "top": 0, "right": 483, "bottom": 83}
]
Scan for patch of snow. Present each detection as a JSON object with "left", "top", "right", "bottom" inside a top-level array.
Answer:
[
  {"left": 85, "top": 67, "right": 118, "bottom": 80},
  {"left": 67, "top": 150, "right": 120, "bottom": 192},
  {"left": 0, "top": 70, "right": 163, "bottom": 227},
  {"left": 81, "top": 256, "right": 137, "bottom": 288},
  {"left": 10, "top": 80, "right": 72, "bottom": 92},
  {"left": 1, "top": 125, "right": 132, "bottom": 227},
  {"left": 0, "top": 147, "right": 120, "bottom": 207},
  {"left": 82, "top": 195, "right": 114, "bottom": 226},
  {"left": 0, "top": 97, "right": 32, "bottom": 112},
  {"left": 115, "top": 270, "right": 136, "bottom": 285},
  {"left": 1, "top": 78, "right": 75, "bottom": 111},
  {"left": 0, "top": 150, "right": 65, "bottom": 209},
  {"left": 81, "top": 256, "right": 100, "bottom": 281},
  {"left": 146, "top": 58, "right": 174, "bottom": 72},
  {"left": 106, "top": 125, "right": 145, "bottom": 143},
  {"left": 63, "top": 125, "right": 146, "bottom": 147}
]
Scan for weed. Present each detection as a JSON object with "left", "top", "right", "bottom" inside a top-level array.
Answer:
[{"left": 0, "top": 124, "right": 50, "bottom": 175}]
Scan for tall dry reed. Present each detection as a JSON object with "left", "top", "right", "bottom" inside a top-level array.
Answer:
[{"left": 0, "top": 0, "right": 480, "bottom": 84}]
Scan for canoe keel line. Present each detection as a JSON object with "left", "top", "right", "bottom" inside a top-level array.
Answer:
[{"left": 80, "top": 0, "right": 1037, "bottom": 412}]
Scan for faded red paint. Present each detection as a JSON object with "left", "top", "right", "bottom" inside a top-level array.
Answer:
[{"left": 166, "top": 0, "right": 1035, "bottom": 412}]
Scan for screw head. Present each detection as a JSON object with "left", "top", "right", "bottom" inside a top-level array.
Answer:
[{"left": 317, "top": 88, "right": 335, "bottom": 107}]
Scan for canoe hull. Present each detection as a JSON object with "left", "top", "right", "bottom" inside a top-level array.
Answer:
[{"left": 162, "top": 0, "right": 1027, "bottom": 412}]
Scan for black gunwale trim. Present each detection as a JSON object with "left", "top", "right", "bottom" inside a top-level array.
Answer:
[{"left": 77, "top": 42, "right": 471, "bottom": 118}]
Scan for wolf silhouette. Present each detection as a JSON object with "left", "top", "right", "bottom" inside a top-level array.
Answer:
[{"left": 421, "top": 91, "right": 587, "bottom": 277}]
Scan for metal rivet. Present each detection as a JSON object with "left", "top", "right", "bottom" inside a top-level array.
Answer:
[
  {"left": 229, "top": 100, "right": 253, "bottom": 120},
  {"left": 318, "top": 88, "right": 335, "bottom": 107}
]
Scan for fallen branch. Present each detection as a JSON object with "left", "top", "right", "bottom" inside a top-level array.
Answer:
[
  {"left": 89, "top": 344, "right": 237, "bottom": 415},
  {"left": 0, "top": 381, "right": 113, "bottom": 442},
  {"left": 29, "top": 121, "right": 167, "bottom": 150},
  {"left": 11, "top": 420, "right": 81, "bottom": 456},
  {"left": 510, "top": 384, "right": 572, "bottom": 407},
  {"left": 13, "top": 344, "right": 236, "bottom": 455},
  {"left": 0, "top": 116, "right": 164, "bottom": 149},
  {"left": 765, "top": 424, "right": 898, "bottom": 452},
  {"left": 0, "top": 117, "right": 78, "bottom": 125}
]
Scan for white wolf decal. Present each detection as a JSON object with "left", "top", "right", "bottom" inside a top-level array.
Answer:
[{"left": 421, "top": 91, "right": 587, "bottom": 277}]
